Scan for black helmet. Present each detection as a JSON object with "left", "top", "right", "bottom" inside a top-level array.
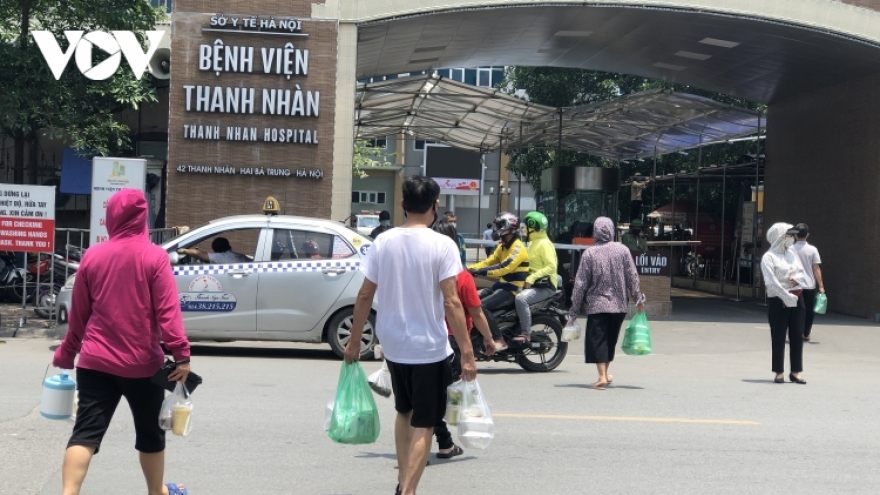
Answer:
[{"left": 493, "top": 212, "right": 520, "bottom": 237}]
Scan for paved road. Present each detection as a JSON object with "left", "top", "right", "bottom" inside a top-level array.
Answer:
[{"left": 2, "top": 295, "right": 880, "bottom": 494}]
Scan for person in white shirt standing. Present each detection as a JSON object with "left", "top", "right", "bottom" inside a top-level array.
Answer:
[
  {"left": 760, "top": 223, "right": 809, "bottom": 384},
  {"left": 792, "top": 223, "right": 825, "bottom": 342},
  {"left": 344, "top": 175, "right": 477, "bottom": 495}
]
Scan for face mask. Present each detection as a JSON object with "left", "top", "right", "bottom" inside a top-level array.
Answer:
[
  {"left": 784, "top": 236, "right": 794, "bottom": 248},
  {"left": 450, "top": 222, "right": 456, "bottom": 228},
  {"left": 380, "top": 220, "right": 391, "bottom": 227}
]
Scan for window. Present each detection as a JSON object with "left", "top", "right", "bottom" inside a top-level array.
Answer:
[
  {"left": 175, "top": 228, "right": 261, "bottom": 265},
  {"left": 369, "top": 138, "right": 387, "bottom": 149},
  {"left": 477, "top": 68, "right": 492, "bottom": 87},
  {"left": 413, "top": 140, "right": 435, "bottom": 151},
  {"left": 464, "top": 69, "right": 477, "bottom": 85},
  {"left": 352, "top": 190, "right": 386, "bottom": 204},
  {"left": 270, "top": 229, "right": 352, "bottom": 260},
  {"left": 150, "top": 0, "right": 172, "bottom": 12}
]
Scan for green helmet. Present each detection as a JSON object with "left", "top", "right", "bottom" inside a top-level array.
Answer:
[{"left": 524, "top": 211, "right": 548, "bottom": 232}]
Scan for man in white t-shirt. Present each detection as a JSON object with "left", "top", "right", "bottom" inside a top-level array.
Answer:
[
  {"left": 792, "top": 223, "right": 825, "bottom": 341},
  {"left": 344, "top": 175, "right": 477, "bottom": 495}
]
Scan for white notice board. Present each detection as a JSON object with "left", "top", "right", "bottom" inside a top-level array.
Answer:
[
  {"left": 90, "top": 157, "right": 146, "bottom": 245},
  {"left": 0, "top": 184, "right": 56, "bottom": 253}
]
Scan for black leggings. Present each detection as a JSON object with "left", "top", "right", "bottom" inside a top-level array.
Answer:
[{"left": 768, "top": 296, "right": 805, "bottom": 373}]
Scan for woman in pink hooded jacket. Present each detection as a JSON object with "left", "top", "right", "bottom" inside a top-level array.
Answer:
[{"left": 53, "top": 189, "right": 191, "bottom": 495}]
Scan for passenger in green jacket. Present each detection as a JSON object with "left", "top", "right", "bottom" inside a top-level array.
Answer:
[{"left": 512, "top": 211, "right": 558, "bottom": 343}]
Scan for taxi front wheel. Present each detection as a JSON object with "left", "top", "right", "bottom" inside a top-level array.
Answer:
[{"left": 327, "top": 308, "right": 376, "bottom": 360}]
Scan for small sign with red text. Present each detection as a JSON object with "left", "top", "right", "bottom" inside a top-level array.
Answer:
[{"left": 0, "top": 184, "right": 55, "bottom": 253}]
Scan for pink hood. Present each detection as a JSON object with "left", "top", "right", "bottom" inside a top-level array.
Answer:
[
  {"left": 53, "top": 189, "right": 190, "bottom": 378},
  {"left": 106, "top": 188, "right": 150, "bottom": 239}
]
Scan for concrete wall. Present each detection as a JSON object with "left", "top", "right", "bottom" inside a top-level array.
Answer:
[
  {"left": 315, "top": 0, "right": 880, "bottom": 46},
  {"left": 764, "top": 72, "right": 880, "bottom": 318}
]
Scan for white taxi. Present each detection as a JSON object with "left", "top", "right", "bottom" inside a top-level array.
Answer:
[{"left": 57, "top": 214, "right": 377, "bottom": 359}]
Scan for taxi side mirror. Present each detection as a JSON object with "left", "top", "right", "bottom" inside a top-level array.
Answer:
[{"left": 168, "top": 251, "right": 180, "bottom": 265}]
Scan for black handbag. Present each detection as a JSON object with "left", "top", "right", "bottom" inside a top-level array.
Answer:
[
  {"left": 151, "top": 359, "right": 203, "bottom": 394},
  {"left": 531, "top": 276, "right": 554, "bottom": 289}
]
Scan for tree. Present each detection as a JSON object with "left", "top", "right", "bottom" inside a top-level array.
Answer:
[
  {"left": 0, "top": 0, "right": 164, "bottom": 184},
  {"left": 352, "top": 139, "right": 395, "bottom": 178}
]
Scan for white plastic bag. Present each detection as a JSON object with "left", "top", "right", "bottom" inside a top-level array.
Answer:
[
  {"left": 457, "top": 379, "right": 494, "bottom": 449},
  {"left": 158, "top": 383, "right": 193, "bottom": 437},
  {"left": 445, "top": 380, "right": 464, "bottom": 426},
  {"left": 562, "top": 321, "right": 582, "bottom": 342},
  {"left": 367, "top": 361, "right": 392, "bottom": 398}
]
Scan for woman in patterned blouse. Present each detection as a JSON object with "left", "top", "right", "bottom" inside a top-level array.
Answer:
[{"left": 567, "top": 217, "right": 645, "bottom": 390}]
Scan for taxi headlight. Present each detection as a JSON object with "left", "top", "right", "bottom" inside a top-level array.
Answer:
[{"left": 63, "top": 274, "right": 76, "bottom": 290}]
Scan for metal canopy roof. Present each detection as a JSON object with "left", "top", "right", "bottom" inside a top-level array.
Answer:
[
  {"left": 355, "top": 75, "right": 551, "bottom": 152},
  {"left": 355, "top": 75, "right": 762, "bottom": 161}
]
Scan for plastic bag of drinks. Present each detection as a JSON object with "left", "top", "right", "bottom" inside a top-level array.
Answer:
[{"left": 159, "top": 383, "right": 194, "bottom": 437}]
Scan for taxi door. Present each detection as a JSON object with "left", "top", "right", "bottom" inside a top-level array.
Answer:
[
  {"left": 170, "top": 224, "right": 269, "bottom": 338},
  {"left": 256, "top": 226, "right": 359, "bottom": 334}
]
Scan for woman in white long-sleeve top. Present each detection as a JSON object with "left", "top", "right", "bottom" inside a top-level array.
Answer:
[{"left": 760, "top": 222, "right": 810, "bottom": 384}]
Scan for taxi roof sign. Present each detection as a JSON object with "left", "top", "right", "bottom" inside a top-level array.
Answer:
[{"left": 262, "top": 196, "right": 280, "bottom": 215}]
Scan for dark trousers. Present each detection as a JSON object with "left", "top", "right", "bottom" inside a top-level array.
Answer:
[
  {"left": 802, "top": 288, "right": 817, "bottom": 338},
  {"left": 768, "top": 296, "right": 805, "bottom": 373},
  {"left": 584, "top": 313, "right": 627, "bottom": 364},
  {"left": 434, "top": 338, "right": 461, "bottom": 450},
  {"left": 630, "top": 200, "right": 642, "bottom": 221},
  {"left": 479, "top": 288, "right": 515, "bottom": 339}
]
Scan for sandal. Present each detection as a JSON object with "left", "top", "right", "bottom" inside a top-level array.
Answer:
[
  {"left": 166, "top": 483, "right": 188, "bottom": 495},
  {"left": 511, "top": 335, "right": 530, "bottom": 344},
  {"left": 437, "top": 444, "right": 464, "bottom": 459},
  {"left": 589, "top": 381, "right": 607, "bottom": 390}
]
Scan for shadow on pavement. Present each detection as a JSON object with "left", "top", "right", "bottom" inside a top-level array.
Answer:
[
  {"left": 555, "top": 383, "right": 645, "bottom": 390},
  {"left": 190, "top": 344, "right": 338, "bottom": 360},
  {"left": 741, "top": 379, "right": 779, "bottom": 385}
]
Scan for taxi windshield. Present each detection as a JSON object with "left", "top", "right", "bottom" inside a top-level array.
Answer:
[{"left": 358, "top": 216, "right": 380, "bottom": 228}]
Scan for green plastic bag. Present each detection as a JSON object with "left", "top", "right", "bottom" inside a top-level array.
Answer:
[
  {"left": 327, "top": 362, "right": 380, "bottom": 444},
  {"left": 622, "top": 312, "right": 652, "bottom": 356},
  {"left": 814, "top": 293, "right": 827, "bottom": 315}
]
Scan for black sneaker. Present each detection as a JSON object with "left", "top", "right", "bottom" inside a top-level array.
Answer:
[{"left": 804, "top": 336, "right": 811, "bottom": 342}]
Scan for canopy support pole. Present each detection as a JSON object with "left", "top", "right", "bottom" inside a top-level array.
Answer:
[
  {"left": 518, "top": 123, "right": 523, "bottom": 219},
  {"left": 651, "top": 146, "right": 658, "bottom": 211},
  {"left": 753, "top": 113, "right": 763, "bottom": 298},
  {"left": 671, "top": 172, "right": 677, "bottom": 282},
  {"left": 694, "top": 134, "right": 703, "bottom": 286},
  {"left": 720, "top": 163, "right": 727, "bottom": 295}
]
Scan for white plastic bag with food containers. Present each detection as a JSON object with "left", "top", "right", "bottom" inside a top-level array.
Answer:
[{"left": 446, "top": 379, "right": 494, "bottom": 449}]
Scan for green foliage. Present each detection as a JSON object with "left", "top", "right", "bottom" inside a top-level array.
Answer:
[
  {"left": 0, "top": 0, "right": 162, "bottom": 181},
  {"left": 352, "top": 139, "right": 395, "bottom": 178}
]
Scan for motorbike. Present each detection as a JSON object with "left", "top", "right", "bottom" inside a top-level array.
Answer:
[
  {"left": 25, "top": 248, "right": 81, "bottom": 319},
  {"left": 470, "top": 289, "right": 569, "bottom": 372},
  {"left": 0, "top": 252, "right": 28, "bottom": 302}
]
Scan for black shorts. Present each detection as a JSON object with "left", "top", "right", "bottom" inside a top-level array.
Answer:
[
  {"left": 386, "top": 358, "right": 452, "bottom": 428},
  {"left": 68, "top": 367, "right": 166, "bottom": 454}
]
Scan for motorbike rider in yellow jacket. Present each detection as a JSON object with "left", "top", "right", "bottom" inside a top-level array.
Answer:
[
  {"left": 468, "top": 212, "right": 529, "bottom": 350},
  {"left": 513, "top": 211, "right": 558, "bottom": 343}
]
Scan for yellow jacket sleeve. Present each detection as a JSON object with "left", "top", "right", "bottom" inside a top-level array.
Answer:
[
  {"left": 481, "top": 240, "right": 528, "bottom": 278},
  {"left": 468, "top": 244, "right": 503, "bottom": 271}
]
